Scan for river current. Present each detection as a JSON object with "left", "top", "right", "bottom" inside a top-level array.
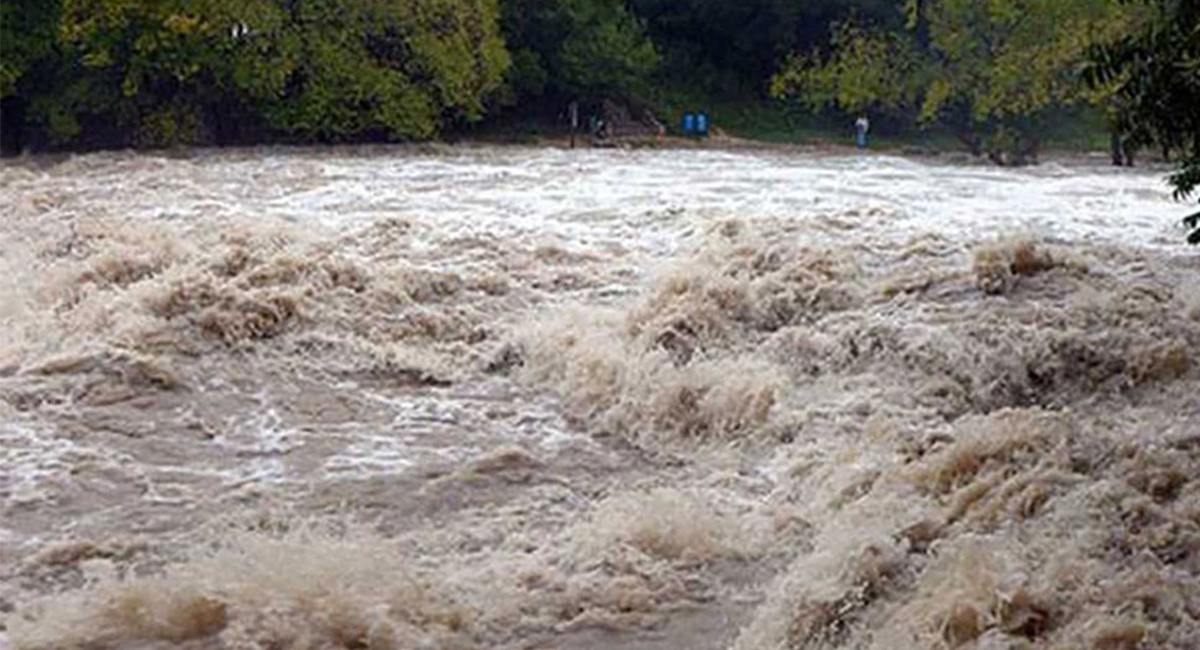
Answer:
[{"left": 1, "top": 146, "right": 1197, "bottom": 649}]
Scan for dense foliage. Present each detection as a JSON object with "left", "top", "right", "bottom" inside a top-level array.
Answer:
[
  {"left": 1, "top": 0, "right": 509, "bottom": 147},
  {"left": 501, "top": 0, "right": 658, "bottom": 102},
  {"left": 632, "top": 0, "right": 902, "bottom": 95},
  {"left": 1, "top": 0, "right": 912, "bottom": 147},
  {"left": 1088, "top": 0, "right": 1200, "bottom": 243},
  {"left": 0, "top": 0, "right": 1196, "bottom": 212},
  {"left": 772, "top": 0, "right": 1135, "bottom": 164}
]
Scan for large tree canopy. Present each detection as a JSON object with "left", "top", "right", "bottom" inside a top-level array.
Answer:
[
  {"left": 1, "top": 0, "right": 1195, "bottom": 182},
  {"left": 1088, "top": 0, "right": 1200, "bottom": 243},
  {"left": 255, "top": 0, "right": 509, "bottom": 141},
  {"left": 501, "top": 0, "right": 657, "bottom": 101},
  {"left": 2, "top": 0, "right": 509, "bottom": 146},
  {"left": 772, "top": 0, "right": 1135, "bottom": 163},
  {"left": 632, "top": 0, "right": 902, "bottom": 95},
  {"left": 0, "top": 0, "right": 59, "bottom": 99}
]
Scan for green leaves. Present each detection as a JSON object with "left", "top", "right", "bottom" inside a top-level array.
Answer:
[
  {"left": 3, "top": 0, "right": 1191, "bottom": 168},
  {"left": 1171, "top": 160, "right": 1200, "bottom": 243},
  {"left": 772, "top": 0, "right": 1133, "bottom": 163},
  {"left": 559, "top": 3, "right": 658, "bottom": 95},
  {"left": 920, "top": 0, "right": 1133, "bottom": 123},
  {"left": 1088, "top": 0, "right": 1200, "bottom": 243},
  {"left": 0, "top": 0, "right": 62, "bottom": 98},
  {"left": 4, "top": 0, "right": 508, "bottom": 147},
  {"left": 771, "top": 23, "right": 923, "bottom": 115},
  {"left": 500, "top": 0, "right": 658, "bottom": 100}
]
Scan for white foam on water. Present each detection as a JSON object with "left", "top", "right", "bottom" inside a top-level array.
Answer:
[
  {"left": 7, "top": 148, "right": 1188, "bottom": 259},
  {"left": 2, "top": 145, "right": 1198, "bottom": 650},
  {"left": 0, "top": 422, "right": 94, "bottom": 508}
]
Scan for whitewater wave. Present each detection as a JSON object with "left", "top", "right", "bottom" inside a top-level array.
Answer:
[{"left": 1, "top": 146, "right": 1197, "bottom": 650}]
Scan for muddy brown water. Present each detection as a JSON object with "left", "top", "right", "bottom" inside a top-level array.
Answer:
[{"left": 1, "top": 146, "right": 1197, "bottom": 649}]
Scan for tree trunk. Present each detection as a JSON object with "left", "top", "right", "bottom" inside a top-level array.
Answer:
[
  {"left": 0, "top": 96, "right": 24, "bottom": 156},
  {"left": 958, "top": 131, "right": 983, "bottom": 156}
]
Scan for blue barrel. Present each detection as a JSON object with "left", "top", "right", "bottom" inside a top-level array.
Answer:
[
  {"left": 697, "top": 112, "right": 709, "bottom": 136},
  {"left": 683, "top": 112, "right": 696, "bottom": 135}
]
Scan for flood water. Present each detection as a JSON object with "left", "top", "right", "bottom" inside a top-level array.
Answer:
[{"left": 1, "top": 146, "right": 1198, "bottom": 649}]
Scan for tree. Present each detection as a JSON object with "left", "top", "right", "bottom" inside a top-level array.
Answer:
[
  {"left": 1088, "top": 0, "right": 1200, "bottom": 243},
  {"left": 1, "top": 0, "right": 63, "bottom": 151},
  {"left": 6, "top": 0, "right": 508, "bottom": 147},
  {"left": 773, "top": 0, "right": 1134, "bottom": 164},
  {"left": 770, "top": 22, "right": 925, "bottom": 117},
  {"left": 558, "top": 0, "right": 658, "bottom": 96},
  {"left": 0, "top": 0, "right": 61, "bottom": 98},
  {"left": 632, "top": 0, "right": 902, "bottom": 96},
  {"left": 500, "top": 0, "right": 658, "bottom": 102},
  {"left": 51, "top": 0, "right": 292, "bottom": 145},
  {"left": 259, "top": 0, "right": 509, "bottom": 141}
]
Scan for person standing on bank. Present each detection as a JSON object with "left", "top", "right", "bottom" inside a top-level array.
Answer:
[
  {"left": 855, "top": 114, "right": 870, "bottom": 149},
  {"left": 568, "top": 101, "right": 579, "bottom": 149}
]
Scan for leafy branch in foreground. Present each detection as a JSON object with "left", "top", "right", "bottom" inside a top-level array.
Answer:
[
  {"left": 1087, "top": 0, "right": 1200, "bottom": 243},
  {"left": 1176, "top": 161, "right": 1200, "bottom": 243}
]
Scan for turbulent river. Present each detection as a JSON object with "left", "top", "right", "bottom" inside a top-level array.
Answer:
[{"left": 1, "top": 146, "right": 1198, "bottom": 650}]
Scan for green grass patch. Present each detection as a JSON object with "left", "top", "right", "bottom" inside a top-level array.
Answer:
[{"left": 651, "top": 87, "right": 1110, "bottom": 155}]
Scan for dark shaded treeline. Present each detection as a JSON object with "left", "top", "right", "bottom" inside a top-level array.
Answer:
[
  {"left": 2, "top": 0, "right": 1196, "bottom": 239},
  {"left": 1085, "top": 0, "right": 1199, "bottom": 241},
  {"left": 0, "top": 1, "right": 1195, "bottom": 198},
  {"left": 1, "top": 0, "right": 512, "bottom": 151},
  {"left": 0, "top": 0, "right": 911, "bottom": 152}
]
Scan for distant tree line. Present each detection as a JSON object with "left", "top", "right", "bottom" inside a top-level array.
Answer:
[
  {"left": 1087, "top": 0, "right": 1199, "bottom": 242},
  {"left": 0, "top": 0, "right": 510, "bottom": 149},
  {"left": 0, "top": 0, "right": 930, "bottom": 151},
  {"left": 0, "top": 0, "right": 1166, "bottom": 149},
  {"left": 770, "top": 0, "right": 1146, "bottom": 165},
  {"left": 0, "top": 0, "right": 1195, "bottom": 183},
  {"left": 3, "top": 0, "right": 1195, "bottom": 238}
]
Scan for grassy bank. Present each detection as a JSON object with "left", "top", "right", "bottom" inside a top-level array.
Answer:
[{"left": 647, "top": 87, "right": 1113, "bottom": 155}]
